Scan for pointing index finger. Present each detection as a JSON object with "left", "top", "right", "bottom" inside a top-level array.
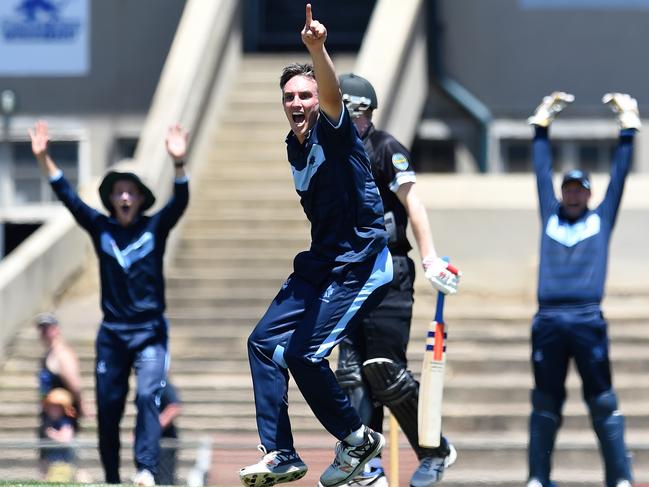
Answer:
[{"left": 305, "top": 3, "right": 313, "bottom": 26}]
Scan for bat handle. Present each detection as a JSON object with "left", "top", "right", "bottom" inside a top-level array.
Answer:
[
  {"left": 435, "top": 291, "right": 445, "bottom": 323},
  {"left": 446, "top": 263, "right": 460, "bottom": 276},
  {"left": 434, "top": 257, "right": 450, "bottom": 322}
]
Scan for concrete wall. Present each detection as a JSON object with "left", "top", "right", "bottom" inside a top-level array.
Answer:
[
  {"left": 355, "top": 0, "right": 428, "bottom": 149},
  {"left": 0, "top": 0, "right": 186, "bottom": 116},
  {"left": 0, "top": 210, "right": 86, "bottom": 363},
  {"left": 415, "top": 174, "right": 649, "bottom": 300},
  {"left": 437, "top": 0, "right": 649, "bottom": 118}
]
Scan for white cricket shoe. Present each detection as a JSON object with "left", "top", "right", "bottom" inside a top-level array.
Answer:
[
  {"left": 341, "top": 465, "right": 388, "bottom": 487},
  {"left": 133, "top": 468, "right": 155, "bottom": 487},
  {"left": 319, "top": 428, "right": 385, "bottom": 487},
  {"left": 527, "top": 92, "right": 575, "bottom": 127},
  {"left": 239, "top": 445, "right": 308, "bottom": 487},
  {"left": 616, "top": 480, "right": 632, "bottom": 487},
  {"left": 526, "top": 479, "right": 543, "bottom": 487},
  {"left": 603, "top": 92, "right": 642, "bottom": 130},
  {"left": 409, "top": 443, "right": 457, "bottom": 487}
]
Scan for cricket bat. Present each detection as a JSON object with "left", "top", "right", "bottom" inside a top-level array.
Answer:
[{"left": 418, "top": 262, "right": 457, "bottom": 448}]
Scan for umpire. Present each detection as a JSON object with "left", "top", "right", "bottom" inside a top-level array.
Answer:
[
  {"left": 335, "top": 74, "right": 460, "bottom": 487},
  {"left": 526, "top": 92, "right": 637, "bottom": 487}
]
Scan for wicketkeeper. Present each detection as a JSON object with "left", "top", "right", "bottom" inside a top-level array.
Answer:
[{"left": 526, "top": 92, "right": 637, "bottom": 487}]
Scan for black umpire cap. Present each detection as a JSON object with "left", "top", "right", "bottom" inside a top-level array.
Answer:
[
  {"left": 339, "top": 73, "right": 378, "bottom": 110},
  {"left": 561, "top": 169, "right": 591, "bottom": 190}
]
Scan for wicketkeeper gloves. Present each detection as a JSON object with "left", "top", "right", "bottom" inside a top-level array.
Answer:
[{"left": 602, "top": 93, "right": 642, "bottom": 131}]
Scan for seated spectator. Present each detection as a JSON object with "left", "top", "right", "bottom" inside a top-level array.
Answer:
[
  {"left": 39, "top": 388, "right": 77, "bottom": 482},
  {"left": 36, "top": 312, "right": 87, "bottom": 425}
]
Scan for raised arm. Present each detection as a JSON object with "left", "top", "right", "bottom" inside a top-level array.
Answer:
[
  {"left": 29, "top": 120, "right": 99, "bottom": 231},
  {"left": 29, "top": 120, "right": 60, "bottom": 178},
  {"left": 532, "top": 126, "right": 559, "bottom": 221},
  {"left": 157, "top": 124, "right": 190, "bottom": 232},
  {"left": 599, "top": 93, "right": 641, "bottom": 225},
  {"left": 527, "top": 93, "right": 574, "bottom": 221},
  {"left": 301, "top": 4, "right": 342, "bottom": 122},
  {"left": 165, "top": 123, "right": 189, "bottom": 179},
  {"left": 599, "top": 130, "right": 634, "bottom": 226}
]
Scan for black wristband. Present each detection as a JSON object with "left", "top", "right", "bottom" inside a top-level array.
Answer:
[{"left": 174, "top": 160, "right": 185, "bottom": 168}]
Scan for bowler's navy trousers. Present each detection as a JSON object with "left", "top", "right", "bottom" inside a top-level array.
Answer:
[{"left": 248, "top": 246, "right": 393, "bottom": 452}]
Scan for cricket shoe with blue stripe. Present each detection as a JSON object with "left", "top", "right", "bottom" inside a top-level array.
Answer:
[
  {"left": 409, "top": 443, "right": 457, "bottom": 487},
  {"left": 319, "top": 427, "right": 385, "bottom": 487},
  {"left": 239, "top": 445, "right": 308, "bottom": 487}
]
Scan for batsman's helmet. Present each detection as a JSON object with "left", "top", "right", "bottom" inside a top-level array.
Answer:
[{"left": 339, "top": 73, "right": 378, "bottom": 118}]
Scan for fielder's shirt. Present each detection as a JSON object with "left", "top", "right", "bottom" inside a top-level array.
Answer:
[
  {"left": 534, "top": 127, "right": 635, "bottom": 306},
  {"left": 50, "top": 172, "right": 189, "bottom": 323}
]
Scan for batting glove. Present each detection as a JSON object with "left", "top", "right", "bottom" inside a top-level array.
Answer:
[
  {"left": 602, "top": 93, "right": 641, "bottom": 130},
  {"left": 422, "top": 256, "right": 461, "bottom": 295}
]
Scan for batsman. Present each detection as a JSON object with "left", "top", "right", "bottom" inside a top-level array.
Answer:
[
  {"left": 335, "top": 74, "right": 461, "bottom": 487},
  {"left": 526, "top": 92, "right": 637, "bottom": 487}
]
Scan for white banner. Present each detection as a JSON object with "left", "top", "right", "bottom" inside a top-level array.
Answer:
[{"left": 0, "top": 0, "right": 89, "bottom": 76}]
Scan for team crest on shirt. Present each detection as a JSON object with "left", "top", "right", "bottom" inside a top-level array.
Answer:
[
  {"left": 545, "top": 213, "right": 601, "bottom": 247},
  {"left": 100, "top": 231, "right": 155, "bottom": 270},
  {"left": 392, "top": 153, "right": 409, "bottom": 171}
]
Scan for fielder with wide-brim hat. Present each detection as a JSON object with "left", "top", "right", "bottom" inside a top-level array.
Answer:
[
  {"left": 98, "top": 170, "right": 156, "bottom": 214},
  {"left": 29, "top": 120, "right": 190, "bottom": 487}
]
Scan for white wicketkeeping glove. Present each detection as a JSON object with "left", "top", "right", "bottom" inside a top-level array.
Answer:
[
  {"left": 422, "top": 256, "right": 461, "bottom": 295},
  {"left": 602, "top": 92, "right": 642, "bottom": 130},
  {"left": 527, "top": 92, "right": 575, "bottom": 127}
]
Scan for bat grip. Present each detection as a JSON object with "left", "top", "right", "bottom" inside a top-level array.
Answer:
[
  {"left": 435, "top": 291, "right": 445, "bottom": 323},
  {"left": 434, "top": 257, "right": 450, "bottom": 322}
]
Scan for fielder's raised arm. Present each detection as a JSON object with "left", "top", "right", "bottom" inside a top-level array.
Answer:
[
  {"left": 301, "top": 3, "right": 342, "bottom": 122},
  {"left": 165, "top": 122, "right": 189, "bottom": 179},
  {"left": 29, "top": 120, "right": 59, "bottom": 179}
]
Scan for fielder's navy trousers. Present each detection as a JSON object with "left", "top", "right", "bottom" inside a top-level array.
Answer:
[{"left": 95, "top": 318, "right": 168, "bottom": 483}]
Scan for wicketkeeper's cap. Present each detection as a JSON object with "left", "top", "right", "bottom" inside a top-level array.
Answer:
[
  {"left": 339, "top": 73, "right": 378, "bottom": 110},
  {"left": 561, "top": 169, "right": 591, "bottom": 190},
  {"left": 98, "top": 170, "right": 155, "bottom": 214}
]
